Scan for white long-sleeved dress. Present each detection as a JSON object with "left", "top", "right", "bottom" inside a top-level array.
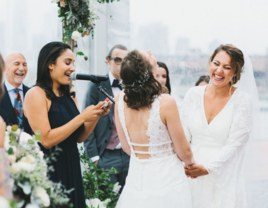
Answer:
[{"left": 181, "top": 85, "right": 252, "bottom": 208}]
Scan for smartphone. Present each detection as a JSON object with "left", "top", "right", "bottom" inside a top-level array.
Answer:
[{"left": 98, "top": 97, "right": 113, "bottom": 110}]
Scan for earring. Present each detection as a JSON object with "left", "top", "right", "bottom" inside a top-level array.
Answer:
[{"left": 232, "top": 76, "right": 236, "bottom": 83}]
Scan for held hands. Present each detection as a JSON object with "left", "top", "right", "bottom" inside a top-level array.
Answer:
[
  {"left": 82, "top": 102, "right": 112, "bottom": 122},
  {"left": 184, "top": 163, "right": 209, "bottom": 179}
]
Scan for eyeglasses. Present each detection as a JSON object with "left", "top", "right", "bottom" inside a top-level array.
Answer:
[{"left": 109, "top": 56, "right": 123, "bottom": 65}]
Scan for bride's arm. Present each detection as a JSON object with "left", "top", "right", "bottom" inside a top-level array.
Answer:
[
  {"left": 161, "top": 95, "right": 194, "bottom": 165},
  {"left": 114, "top": 94, "right": 131, "bottom": 156}
]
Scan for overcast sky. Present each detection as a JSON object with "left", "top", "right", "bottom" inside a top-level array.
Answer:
[
  {"left": 0, "top": 0, "right": 267, "bottom": 56},
  {"left": 130, "top": 0, "right": 268, "bottom": 55}
]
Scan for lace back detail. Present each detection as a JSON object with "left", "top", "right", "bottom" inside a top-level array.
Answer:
[{"left": 118, "top": 92, "right": 175, "bottom": 159}]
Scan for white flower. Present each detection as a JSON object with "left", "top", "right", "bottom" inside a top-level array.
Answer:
[
  {"left": 89, "top": 0, "right": 98, "bottom": 14},
  {"left": 38, "top": 151, "right": 44, "bottom": 159},
  {"left": 11, "top": 162, "right": 21, "bottom": 173},
  {"left": 113, "top": 182, "right": 121, "bottom": 194},
  {"left": 17, "top": 155, "right": 36, "bottom": 172},
  {"left": 71, "top": 31, "right": 81, "bottom": 41},
  {"left": 86, "top": 198, "right": 108, "bottom": 208},
  {"left": 0, "top": 196, "right": 10, "bottom": 208},
  {"left": 19, "top": 132, "right": 32, "bottom": 144},
  {"left": 6, "top": 126, "right": 12, "bottom": 133},
  {"left": 33, "top": 186, "right": 50, "bottom": 207},
  {"left": 84, "top": 163, "right": 89, "bottom": 172},
  {"left": 7, "top": 155, "right": 16, "bottom": 164},
  {"left": 6, "top": 125, "right": 21, "bottom": 136},
  {"left": 103, "top": 198, "right": 111, "bottom": 206},
  {"left": 25, "top": 203, "right": 39, "bottom": 208}
]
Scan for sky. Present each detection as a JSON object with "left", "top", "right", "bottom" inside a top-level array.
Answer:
[
  {"left": 0, "top": 0, "right": 267, "bottom": 55},
  {"left": 130, "top": 0, "right": 268, "bottom": 55}
]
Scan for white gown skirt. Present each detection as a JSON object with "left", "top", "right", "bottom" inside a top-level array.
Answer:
[{"left": 116, "top": 154, "right": 192, "bottom": 208}]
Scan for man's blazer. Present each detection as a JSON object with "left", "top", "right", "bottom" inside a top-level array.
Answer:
[
  {"left": 0, "top": 84, "right": 29, "bottom": 127},
  {"left": 83, "top": 76, "right": 114, "bottom": 159}
]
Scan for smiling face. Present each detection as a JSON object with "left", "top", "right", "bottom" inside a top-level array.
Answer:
[
  {"left": 48, "top": 49, "right": 75, "bottom": 89},
  {"left": 210, "top": 51, "right": 234, "bottom": 88},
  {"left": 155, "top": 67, "right": 167, "bottom": 86},
  {"left": 4, "top": 53, "right": 28, "bottom": 88}
]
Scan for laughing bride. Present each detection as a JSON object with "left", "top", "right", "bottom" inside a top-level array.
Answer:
[{"left": 181, "top": 44, "right": 253, "bottom": 208}]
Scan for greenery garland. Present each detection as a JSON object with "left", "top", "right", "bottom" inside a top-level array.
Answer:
[{"left": 52, "top": 0, "right": 120, "bottom": 50}]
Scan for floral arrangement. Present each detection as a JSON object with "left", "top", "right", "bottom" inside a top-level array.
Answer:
[
  {"left": 52, "top": 0, "right": 120, "bottom": 43},
  {"left": 4, "top": 125, "right": 71, "bottom": 208},
  {"left": 80, "top": 148, "right": 121, "bottom": 208}
]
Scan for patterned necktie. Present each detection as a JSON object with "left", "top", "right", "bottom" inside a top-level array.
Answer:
[
  {"left": 112, "top": 79, "right": 122, "bottom": 90},
  {"left": 13, "top": 88, "right": 23, "bottom": 128}
]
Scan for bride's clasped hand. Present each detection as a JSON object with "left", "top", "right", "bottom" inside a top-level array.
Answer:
[{"left": 184, "top": 163, "right": 209, "bottom": 179}]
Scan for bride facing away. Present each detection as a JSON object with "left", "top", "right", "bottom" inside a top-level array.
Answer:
[
  {"left": 114, "top": 50, "right": 194, "bottom": 208},
  {"left": 181, "top": 44, "right": 254, "bottom": 208}
]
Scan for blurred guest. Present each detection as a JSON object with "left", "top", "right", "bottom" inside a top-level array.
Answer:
[
  {"left": 0, "top": 52, "right": 29, "bottom": 129},
  {"left": 24, "top": 42, "right": 111, "bottom": 208},
  {"left": 0, "top": 53, "right": 12, "bottom": 198},
  {"left": 195, "top": 75, "right": 210, "bottom": 86},
  {"left": 156, "top": 62, "right": 171, "bottom": 94},
  {"left": 83, "top": 44, "right": 129, "bottom": 193}
]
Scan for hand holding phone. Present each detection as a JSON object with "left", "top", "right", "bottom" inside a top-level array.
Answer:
[{"left": 98, "top": 97, "right": 113, "bottom": 110}]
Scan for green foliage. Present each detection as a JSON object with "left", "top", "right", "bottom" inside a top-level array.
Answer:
[
  {"left": 52, "top": 0, "right": 120, "bottom": 60},
  {"left": 80, "top": 147, "right": 120, "bottom": 208},
  {"left": 77, "top": 51, "right": 85, "bottom": 56}
]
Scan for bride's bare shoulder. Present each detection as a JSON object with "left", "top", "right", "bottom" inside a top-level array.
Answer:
[{"left": 160, "top": 94, "right": 177, "bottom": 109}]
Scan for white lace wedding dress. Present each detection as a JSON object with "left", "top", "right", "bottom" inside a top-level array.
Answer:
[
  {"left": 116, "top": 92, "right": 192, "bottom": 208},
  {"left": 181, "top": 85, "right": 252, "bottom": 208}
]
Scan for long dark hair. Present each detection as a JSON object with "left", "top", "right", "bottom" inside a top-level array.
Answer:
[
  {"left": 157, "top": 62, "right": 171, "bottom": 94},
  {"left": 121, "top": 50, "right": 162, "bottom": 110},
  {"left": 36, "top": 41, "right": 73, "bottom": 99},
  {"left": 0, "top": 53, "right": 4, "bottom": 100}
]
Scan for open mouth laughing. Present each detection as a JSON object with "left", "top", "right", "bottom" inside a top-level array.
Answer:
[
  {"left": 213, "top": 73, "right": 224, "bottom": 81},
  {"left": 15, "top": 72, "right": 25, "bottom": 77}
]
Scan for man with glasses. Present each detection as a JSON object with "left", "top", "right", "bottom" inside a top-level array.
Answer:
[{"left": 83, "top": 44, "right": 129, "bottom": 193}]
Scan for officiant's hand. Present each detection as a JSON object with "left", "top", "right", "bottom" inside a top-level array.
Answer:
[
  {"left": 184, "top": 164, "right": 208, "bottom": 179},
  {"left": 98, "top": 102, "right": 112, "bottom": 117}
]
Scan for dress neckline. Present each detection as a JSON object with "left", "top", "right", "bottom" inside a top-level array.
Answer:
[{"left": 202, "top": 85, "right": 238, "bottom": 126}]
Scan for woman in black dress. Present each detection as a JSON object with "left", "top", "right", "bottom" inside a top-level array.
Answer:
[{"left": 24, "top": 42, "right": 111, "bottom": 207}]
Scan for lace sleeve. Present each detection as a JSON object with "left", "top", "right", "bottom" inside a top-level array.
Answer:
[
  {"left": 180, "top": 89, "right": 193, "bottom": 143},
  {"left": 204, "top": 93, "right": 252, "bottom": 205}
]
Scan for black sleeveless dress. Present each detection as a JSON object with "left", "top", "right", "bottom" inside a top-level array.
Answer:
[{"left": 39, "top": 95, "right": 86, "bottom": 208}]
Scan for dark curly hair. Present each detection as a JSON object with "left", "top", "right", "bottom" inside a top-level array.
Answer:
[
  {"left": 36, "top": 41, "right": 74, "bottom": 100},
  {"left": 120, "top": 50, "right": 162, "bottom": 110},
  {"left": 209, "top": 44, "right": 244, "bottom": 86},
  {"left": 0, "top": 53, "right": 4, "bottom": 100}
]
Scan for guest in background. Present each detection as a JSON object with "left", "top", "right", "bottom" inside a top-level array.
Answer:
[
  {"left": 0, "top": 53, "right": 12, "bottom": 199},
  {"left": 83, "top": 44, "right": 129, "bottom": 193},
  {"left": 24, "top": 42, "right": 111, "bottom": 208},
  {"left": 156, "top": 62, "right": 171, "bottom": 94},
  {"left": 195, "top": 75, "right": 210, "bottom": 86},
  {"left": 0, "top": 52, "right": 29, "bottom": 129}
]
